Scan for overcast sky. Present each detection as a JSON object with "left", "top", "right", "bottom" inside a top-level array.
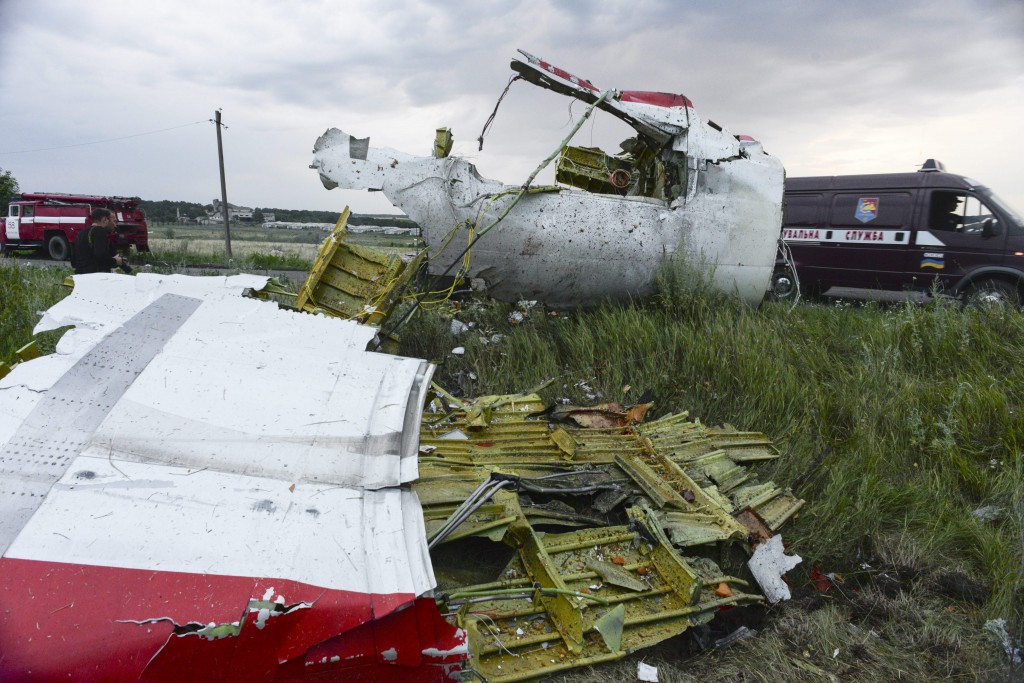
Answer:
[{"left": 1, "top": 0, "right": 1022, "bottom": 216}]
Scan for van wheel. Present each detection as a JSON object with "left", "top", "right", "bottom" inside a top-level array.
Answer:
[
  {"left": 47, "top": 234, "right": 71, "bottom": 261},
  {"left": 770, "top": 265, "right": 799, "bottom": 300},
  {"left": 965, "top": 279, "right": 1020, "bottom": 307}
]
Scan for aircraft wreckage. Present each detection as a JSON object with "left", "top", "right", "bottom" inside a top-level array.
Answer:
[
  {"left": 311, "top": 49, "right": 785, "bottom": 308},
  {"left": 0, "top": 265, "right": 803, "bottom": 681}
]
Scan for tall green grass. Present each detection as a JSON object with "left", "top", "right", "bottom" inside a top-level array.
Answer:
[
  {"left": 0, "top": 260, "right": 71, "bottom": 358},
  {"left": 3, "top": 256, "right": 1020, "bottom": 679},
  {"left": 400, "top": 262, "right": 1023, "bottom": 680}
]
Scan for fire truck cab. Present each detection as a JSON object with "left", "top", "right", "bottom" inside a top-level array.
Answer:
[{"left": 3, "top": 193, "right": 149, "bottom": 261}]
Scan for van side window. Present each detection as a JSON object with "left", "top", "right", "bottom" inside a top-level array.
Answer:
[
  {"left": 929, "top": 191, "right": 999, "bottom": 234},
  {"left": 829, "top": 193, "right": 912, "bottom": 228},
  {"left": 782, "top": 194, "right": 821, "bottom": 226}
]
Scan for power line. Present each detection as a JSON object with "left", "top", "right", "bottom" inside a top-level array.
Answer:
[{"left": 0, "top": 120, "right": 210, "bottom": 155}]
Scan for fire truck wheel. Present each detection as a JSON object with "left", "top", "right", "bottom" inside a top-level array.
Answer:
[
  {"left": 965, "top": 279, "right": 1021, "bottom": 308},
  {"left": 47, "top": 234, "right": 71, "bottom": 261}
]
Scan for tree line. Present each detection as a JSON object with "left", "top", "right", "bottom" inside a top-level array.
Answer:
[
  {"left": 0, "top": 169, "right": 392, "bottom": 227},
  {"left": 137, "top": 199, "right": 342, "bottom": 225}
]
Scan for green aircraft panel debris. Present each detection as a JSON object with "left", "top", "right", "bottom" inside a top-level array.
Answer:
[
  {"left": 295, "top": 206, "right": 425, "bottom": 327},
  {"left": 0, "top": 340, "right": 40, "bottom": 381},
  {"left": 420, "top": 390, "right": 804, "bottom": 681}
]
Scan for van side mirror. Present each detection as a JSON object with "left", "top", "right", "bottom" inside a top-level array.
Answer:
[{"left": 981, "top": 218, "right": 998, "bottom": 238}]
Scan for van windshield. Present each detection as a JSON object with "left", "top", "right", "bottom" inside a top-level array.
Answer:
[{"left": 979, "top": 187, "right": 1023, "bottom": 233}]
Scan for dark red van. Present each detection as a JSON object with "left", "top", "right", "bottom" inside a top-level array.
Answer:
[{"left": 773, "top": 161, "right": 1024, "bottom": 304}]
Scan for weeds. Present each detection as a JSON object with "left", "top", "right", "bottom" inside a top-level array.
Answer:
[
  {"left": 400, "top": 271, "right": 1024, "bottom": 681},
  {"left": 0, "top": 260, "right": 71, "bottom": 358},
  {"left": 2, "top": 253, "right": 1022, "bottom": 681}
]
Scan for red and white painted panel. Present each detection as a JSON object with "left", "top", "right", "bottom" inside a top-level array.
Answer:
[{"left": 0, "top": 274, "right": 463, "bottom": 681}]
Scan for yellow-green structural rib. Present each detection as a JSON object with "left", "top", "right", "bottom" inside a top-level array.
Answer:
[
  {"left": 418, "top": 390, "right": 803, "bottom": 681},
  {"left": 296, "top": 207, "right": 424, "bottom": 326}
]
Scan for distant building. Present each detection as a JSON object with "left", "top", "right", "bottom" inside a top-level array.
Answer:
[
  {"left": 263, "top": 221, "right": 335, "bottom": 231},
  {"left": 210, "top": 199, "right": 254, "bottom": 222}
]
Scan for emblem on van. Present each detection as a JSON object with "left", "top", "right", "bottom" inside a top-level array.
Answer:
[{"left": 855, "top": 197, "right": 879, "bottom": 223}]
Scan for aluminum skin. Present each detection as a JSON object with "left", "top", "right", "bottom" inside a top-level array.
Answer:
[{"left": 310, "top": 49, "right": 784, "bottom": 308}]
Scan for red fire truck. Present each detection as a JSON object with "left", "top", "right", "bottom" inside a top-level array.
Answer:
[{"left": 2, "top": 193, "right": 150, "bottom": 261}]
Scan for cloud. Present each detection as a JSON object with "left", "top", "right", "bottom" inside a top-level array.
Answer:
[{"left": 0, "top": 0, "right": 1021, "bottom": 213}]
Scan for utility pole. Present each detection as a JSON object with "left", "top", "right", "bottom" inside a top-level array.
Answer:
[{"left": 214, "top": 109, "right": 232, "bottom": 258}]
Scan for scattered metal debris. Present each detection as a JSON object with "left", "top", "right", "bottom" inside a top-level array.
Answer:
[
  {"left": 416, "top": 388, "right": 803, "bottom": 681},
  {"left": 1, "top": 274, "right": 804, "bottom": 681}
]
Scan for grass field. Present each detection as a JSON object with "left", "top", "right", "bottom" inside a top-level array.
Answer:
[
  {"left": 1, "top": 255, "right": 1021, "bottom": 682},
  {"left": 396, "top": 263, "right": 1024, "bottom": 682},
  {"left": 138, "top": 223, "right": 421, "bottom": 269}
]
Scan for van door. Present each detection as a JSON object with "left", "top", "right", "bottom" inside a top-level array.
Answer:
[
  {"left": 908, "top": 190, "right": 1007, "bottom": 290},
  {"left": 5, "top": 205, "right": 19, "bottom": 240},
  {"left": 781, "top": 192, "right": 825, "bottom": 288},
  {"left": 819, "top": 192, "right": 914, "bottom": 289}
]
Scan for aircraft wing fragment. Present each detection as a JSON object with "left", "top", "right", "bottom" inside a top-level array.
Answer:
[{"left": 0, "top": 273, "right": 462, "bottom": 682}]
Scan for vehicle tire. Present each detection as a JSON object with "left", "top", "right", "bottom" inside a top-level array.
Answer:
[
  {"left": 47, "top": 234, "right": 71, "bottom": 261},
  {"left": 770, "top": 265, "right": 799, "bottom": 300},
  {"left": 965, "top": 278, "right": 1021, "bottom": 308}
]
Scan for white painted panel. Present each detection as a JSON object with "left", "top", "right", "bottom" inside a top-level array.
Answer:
[
  {"left": 5, "top": 456, "right": 435, "bottom": 595},
  {"left": 2, "top": 275, "right": 438, "bottom": 599},
  {"left": 89, "top": 295, "right": 430, "bottom": 487}
]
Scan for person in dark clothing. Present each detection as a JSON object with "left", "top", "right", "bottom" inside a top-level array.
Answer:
[
  {"left": 929, "top": 192, "right": 964, "bottom": 232},
  {"left": 73, "top": 209, "right": 126, "bottom": 274}
]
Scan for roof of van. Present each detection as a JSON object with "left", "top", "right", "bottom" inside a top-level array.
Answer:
[{"left": 786, "top": 171, "right": 977, "bottom": 193}]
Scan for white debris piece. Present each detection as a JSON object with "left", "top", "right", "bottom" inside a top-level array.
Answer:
[
  {"left": 748, "top": 534, "right": 802, "bottom": 603},
  {"left": 986, "top": 618, "right": 1023, "bottom": 666},
  {"left": 637, "top": 662, "right": 659, "bottom": 682}
]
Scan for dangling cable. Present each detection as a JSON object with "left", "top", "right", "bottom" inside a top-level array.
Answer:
[{"left": 477, "top": 75, "right": 522, "bottom": 151}]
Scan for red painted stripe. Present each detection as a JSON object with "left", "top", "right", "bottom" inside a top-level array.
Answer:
[
  {"left": 620, "top": 91, "right": 694, "bottom": 108},
  {"left": 537, "top": 59, "right": 599, "bottom": 91},
  {"left": 0, "top": 558, "right": 461, "bottom": 682}
]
